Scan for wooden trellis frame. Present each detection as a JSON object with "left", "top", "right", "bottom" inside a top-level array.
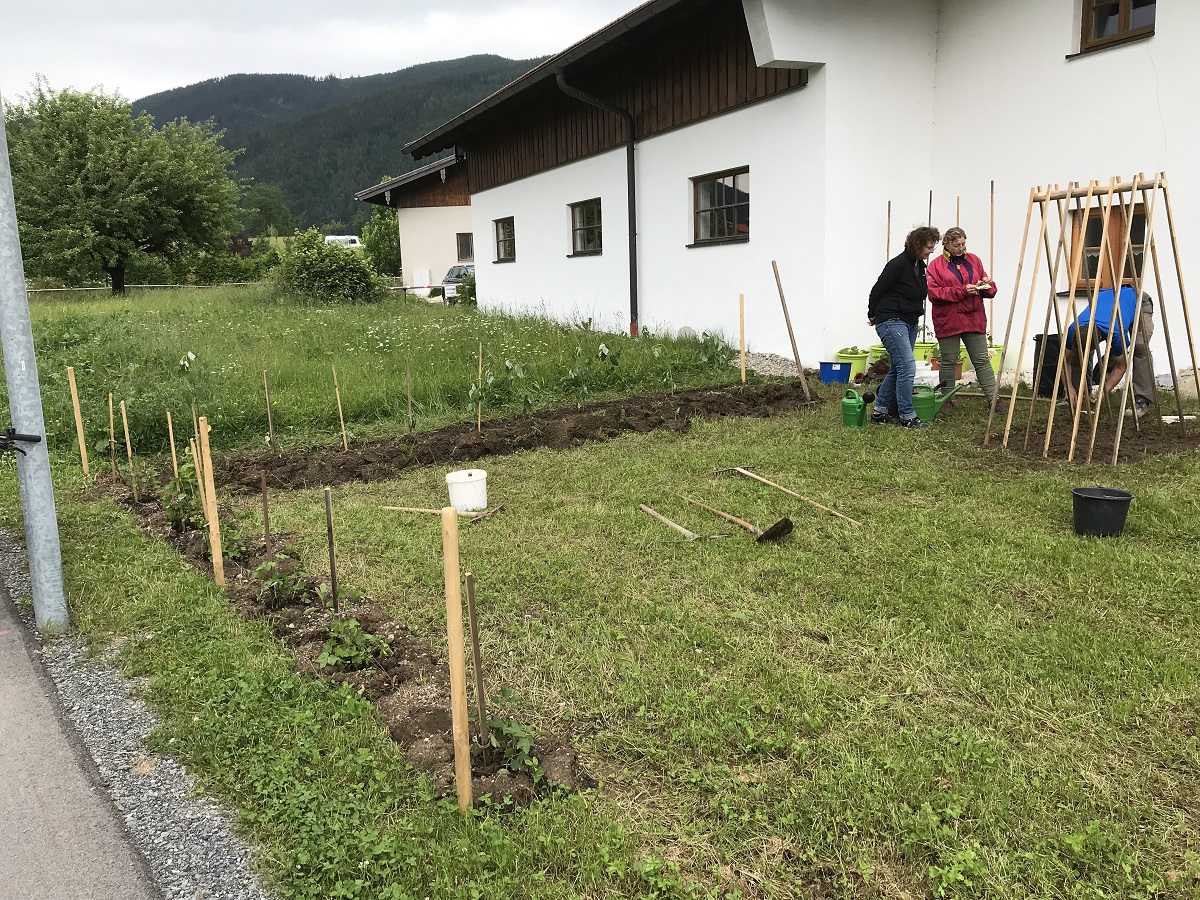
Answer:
[{"left": 984, "top": 172, "right": 1200, "bottom": 463}]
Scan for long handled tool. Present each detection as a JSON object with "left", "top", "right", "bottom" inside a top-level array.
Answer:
[
  {"left": 640, "top": 504, "right": 699, "bottom": 541},
  {"left": 382, "top": 505, "right": 504, "bottom": 524},
  {"left": 715, "top": 467, "right": 863, "bottom": 527},
  {"left": 682, "top": 496, "right": 792, "bottom": 543}
]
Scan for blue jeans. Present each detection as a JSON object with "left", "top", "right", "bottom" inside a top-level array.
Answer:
[{"left": 874, "top": 318, "right": 919, "bottom": 420}]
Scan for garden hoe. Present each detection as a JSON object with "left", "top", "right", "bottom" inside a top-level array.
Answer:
[
  {"left": 681, "top": 496, "right": 793, "bottom": 543},
  {"left": 639, "top": 504, "right": 727, "bottom": 542},
  {"left": 713, "top": 466, "right": 863, "bottom": 527}
]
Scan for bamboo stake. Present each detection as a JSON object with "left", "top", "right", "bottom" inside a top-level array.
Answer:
[
  {"left": 1001, "top": 185, "right": 1054, "bottom": 448},
  {"left": 738, "top": 294, "right": 746, "bottom": 383},
  {"left": 108, "top": 393, "right": 117, "bottom": 476},
  {"left": 263, "top": 371, "right": 278, "bottom": 455},
  {"left": 1042, "top": 181, "right": 1099, "bottom": 458},
  {"left": 66, "top": 367, "right": 89, "bottom": 475},
  {"left": 189, "top": 437, "right": 207, "bottom": 516},
  {"left": 166, "top": 411, "right": 179, "bottom": 479},
  {"left": 197, "top": 417, "right": 224, "bottom": 588},
  {"left": 477, "top": 342, "right": 483, "bottom": 433},
  {"left": 464, "top": 572, "right": 490, "bottom": 755},
  {"left": 191, "top": 400, "right": 199, "bottom": 443},
  {"left": 956, "top": 195, "right": 961, "bottom": 227},
  {"left": 886, "top": 200, "right": 892, "bottom": 261},
  {"left": 984, "top": 186, "right": 1036, "bottom": 445},
  {"left": 406, "top": 356, "right": 414, "bottom": 433},
  {"left": 119, "top": 400, "right": 139, "bottom": 502},
  {"left": 770, "top": 260, "right": 812, "bottom": 400},
  {"left": 261, "top": 471, "right": 271, "bottom": 545},
  {"left": 1159, "top": 175, "right": 1200, "bottom": 415},
  {"left": 441, "top": 508, "right": 473, "bottom": 811},
  {"left": 1140, "top": 179, "right": 1185, "bottom": 426},
  {"left": 332, "top": 365, "right": 349, "bottom": 451},
  {"left": 989, "top": 180, "right": 996, "bottom": 339},
  {"left": 927, "top": 189, "right": 933, "bottom": 226},
  {"left": 325, "top": 486, "right": 339, "bottom": 612}
]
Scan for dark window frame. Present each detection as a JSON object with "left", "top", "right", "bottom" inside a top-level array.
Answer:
[
  {"left": 567, "top": 198, "right": 603, "bottom": 257},
  {"left": 494, "top": 217, "right": 515, "bottom": 263},
  {"left": 1071, "top": 202, "right": 1146, "bottom": 291},
  {"left": 689, "top": 166, "right": 750, "bottom": 248},
  {"left": 457, "top": 232, "right": 474, "bottom": 262},
  {"left": 1078, "top": 0, "right": 1155, "bottom": 54}
]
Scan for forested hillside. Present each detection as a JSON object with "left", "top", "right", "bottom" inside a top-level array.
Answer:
[{"left": 133, "top": 55, "right": 541, "bottom": 228}]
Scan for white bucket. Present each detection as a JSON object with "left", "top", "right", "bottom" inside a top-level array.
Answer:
[
  {"left": 913, "top": 361, "right": 938, "bottom": 387},
  {"left": 445, "top": 469, "right": 488, "bottom": 512}
]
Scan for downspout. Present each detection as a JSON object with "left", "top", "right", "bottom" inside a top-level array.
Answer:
[{"left": 554, "top": 71, "right": 639, "bottom": 336}]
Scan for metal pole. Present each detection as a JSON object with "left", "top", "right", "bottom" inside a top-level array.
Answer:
[{"left": 0, "top": 97, "right": 68, "bottom": 631}]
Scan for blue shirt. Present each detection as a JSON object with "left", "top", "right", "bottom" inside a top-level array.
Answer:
[{"left": 1066, "top": 286, "right": 1139, "bottom": 356}]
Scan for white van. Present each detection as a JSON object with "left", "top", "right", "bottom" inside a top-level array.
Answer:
[{"left": 324, "top": 235, "right": 363, "bottom": 248}]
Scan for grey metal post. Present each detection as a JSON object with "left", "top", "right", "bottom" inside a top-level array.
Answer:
[{"left": 0, "top": 95, "right": 69, "bottom": 631}]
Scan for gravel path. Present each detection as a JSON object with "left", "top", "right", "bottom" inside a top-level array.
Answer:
[
  {"left": 0, "top": 530, "right": 273, "bottom": 900},
  {"left": 734, "top": 351, "right": 810, "bottom": 378}
]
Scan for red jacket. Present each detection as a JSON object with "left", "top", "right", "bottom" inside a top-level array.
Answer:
[{"left": 927, "top": 251, "right": 997, "bottom": 337}]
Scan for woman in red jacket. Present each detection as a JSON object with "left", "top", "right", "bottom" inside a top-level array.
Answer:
[{"left": 926, "top": 227, "right": 1002, "bottom": 408}]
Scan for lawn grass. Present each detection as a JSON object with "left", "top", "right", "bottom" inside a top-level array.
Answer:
[{"left": 17, "top": 285, "right": 740, "bottom": 456}]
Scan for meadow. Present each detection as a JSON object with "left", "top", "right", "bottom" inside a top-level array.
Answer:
[{"left": 1, "top": 287, "right": 1198, "bottom": 899}]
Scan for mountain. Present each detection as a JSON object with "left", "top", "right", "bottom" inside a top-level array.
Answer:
[{"left": 133, "top": 55, "right": 543, "bottom": 228}]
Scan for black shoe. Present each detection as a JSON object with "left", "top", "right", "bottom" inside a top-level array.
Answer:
[
  {"left": 898, "top": 416, "right": 930, "bottom": 429},
  {"left": 870, "top": 410, "right": 897, "bottom": 425}
]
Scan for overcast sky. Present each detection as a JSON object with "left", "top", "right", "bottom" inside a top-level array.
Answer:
[{"left": 0, "top": 1, "right": 638, "bottom": 104}]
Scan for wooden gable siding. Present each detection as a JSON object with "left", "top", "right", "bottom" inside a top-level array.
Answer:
[
  {"left": 463, "top": 0, "right": 806, "bottom": 194},
  {"left": 395, "top": 164, "right": 470, "bottom": 209}
]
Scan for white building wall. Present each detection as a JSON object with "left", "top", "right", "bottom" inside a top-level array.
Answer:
[
  {"left": 397, "top": 206, "right": 473, "bottom": 291},
  {"left": 470, "top": 151, "right": 630, "bottom": 330},
  {"left": 933, "top": 0, "right": 1199, "bottom": 374}
]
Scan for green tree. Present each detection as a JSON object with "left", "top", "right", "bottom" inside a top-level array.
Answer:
[
  {"left": 239, "top": 183, "right": 294, "bottom": 236},
  {"left": 361, "top": 203, "right": 401, "bottom": 277},
  {"left": 5, "top": 82, "right": 241, "bottom": 294}
]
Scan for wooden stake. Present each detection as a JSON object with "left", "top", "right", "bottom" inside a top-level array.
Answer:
[
  {"left": 66, "top": 367, "right": 89, "bottom": 475},
  {"left": 956, "top": 195, "right": 961, "bottom": 227},
  {"left": 189, "top": 438, "right": 207, "bottom": 516},
  {"left": 738, "top": 294, "right": 746, "bottom": 384},
  {"left": 886, "top": 200, "right": 892, "bottom": 261},
  {"left": 191, "top": 400, "right": 199, "bottom": 443},
  {"left": 1140, "top": 178, "right": 1186, "bottom": 427},
  {"left": 464, "top": 572, "right": 490, "bottom": 754},
  {"left": 119, "top": 400, "right": 139, "bottom": 502},
  {"left": 989, "top": 179, "right": 996, "bottom": 330},
  {"left": 1159, "top": 175, "right": 1200, "bottom": 416},
  {"left": 332, "top": 365, "right": 349, "bottom": 452},
  {"left": 325, "top": 486, "right": 338, "bottom": 612},
  {"left": 441, "top": 507, "right": 473, "bottom": 811},
  {"left": 261, "top": 471, "right": 271, "bottom": 545},
  {"left": 197, "top": 417, "right": 224, "bottom": 587},
  {"left": 406, "top": 356, "right": 413, "bottom": 433},
  {"left": 477, "top": 342, "right": 483, "bottom": 433},
  {"left": 263, "top": 370, "right": 278, "bottom": 455},
  {"left": 166, "top": 411, "right": 179, "bottom": 479},
  {"left": 770, "top": 260, "right": 812, "bottom": 400},
  {"left": 927, "top": 189, "right": 933, "bottom": 226},
  {"left": 108, "top": 393, "right": 117, "bottom": 476}
]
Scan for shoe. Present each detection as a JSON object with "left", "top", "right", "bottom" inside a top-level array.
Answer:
[
  {"left": 991, "top": 399, "right": 1008, "bottom": 413},
  {"left": 1126, "top": 399, "right": 1151, "bottom": 420},
  {"left": 898, "top": 417, "right": 930, "bottom": 429},
  {"left": 870, "top": 410, "right": 898, "bottom": 425}
]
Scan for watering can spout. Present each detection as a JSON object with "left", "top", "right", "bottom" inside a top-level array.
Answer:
[
  {"left": 931, "top": 383, "right": 963, "bottom": 412},
  {"left": 911, "top": 384, "right": 963, "bottom": 422}
]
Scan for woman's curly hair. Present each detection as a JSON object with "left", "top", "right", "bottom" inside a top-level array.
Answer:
[{"left": 904, "top": 226, "right": 942, "bottom": 255}]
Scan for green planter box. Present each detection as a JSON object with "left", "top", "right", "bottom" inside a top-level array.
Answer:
[
  {"left": 835, "top": 348, "right": 869, "bottom": 379},
  {"left": 868, "top": 342, "right": 888, "bottom": 363},
  {"left": 914, "top": 341, "right": 937, "bottom": 362}
]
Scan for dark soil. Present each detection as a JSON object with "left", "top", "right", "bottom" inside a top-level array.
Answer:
[
  {"left": 989, "top": 409, "right": 1200, "bottom": 463},
  {"left": 212, "top": 380, "right": 821, "bottom": 492}
]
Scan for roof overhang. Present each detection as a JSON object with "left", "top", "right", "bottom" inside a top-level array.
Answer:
[{"left": 354, "top": 155, "right": 458, "bottom": 206}]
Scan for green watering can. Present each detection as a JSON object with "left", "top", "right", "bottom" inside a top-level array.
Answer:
[
  {"left": 911, "top": 384, "right": 963, "bottom": 423},
  {"left": 841, "top": 389, "right": 876, "bottom": 428}
]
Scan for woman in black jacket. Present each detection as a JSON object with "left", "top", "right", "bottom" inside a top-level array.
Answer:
[{"left": 867, "top": 225, "right": 941, "bottom": 428}]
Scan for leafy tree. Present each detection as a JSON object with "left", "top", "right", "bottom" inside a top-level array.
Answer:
[
  {"left": 5, "top": 82, "right": 240, "bottom": 294},
  {"left": 274, "top": 228, "right": 384, "bottom": 305},
  {"left": 239, "top": 183, "right": 294, "bottom": 236},
  {"left": 361, "top": 202, "right": 401, "bottom": 277}
]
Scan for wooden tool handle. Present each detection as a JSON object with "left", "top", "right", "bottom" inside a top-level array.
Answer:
[
  {"left": 639, "top": 504, "right": 697, "bottom": 540},
  {"left": 681, "top": 496, "right": 757, "bottom": 535},
  {"left": 734, "top": 468, "right": 864, "bottom": 527},
  {"left": 382, "top": 505, "right": 479, "bottom": 517}
]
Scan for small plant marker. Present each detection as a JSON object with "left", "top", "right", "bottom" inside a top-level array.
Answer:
[
  {"left": 66, "top": 367, "right": 88, "bottom": 475},
  {"left": 441, "top": 507, "right": 473, "bottom": 811},
  {"left": 108, "top": 393, "right": 117, "bottom": 476},
  {"left": 263, "top": 370, "right": 278, "bottom": 455},
  {"left": 261, "top": 471, "right": 271, "bottom": 544},
  {"left": 197, "top": 417, "right": 224, "bottom": 587},
  {"left": 738, "top": 294, "right": 746, "bottom": 384},
  {"left": 324, "top": 486, "right": 339, "bottom": 612},
  {"left": 166, "top": 411, "right": 179, "bottom": 479},
  {"left": 477, "top": 342, "right": 483, "bottom": 433},
  {"left": 464, "top": 572, "right": 490, "bottom": 753},
  {"left": 119, "top": 400, "right": 139, "bottom": 502},
  {"left": 332, "top": 365, "right": 349, "bottom": 452}
]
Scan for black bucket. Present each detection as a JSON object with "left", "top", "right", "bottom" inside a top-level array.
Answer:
[{"left": 1071, "top": 487, "right": 1134, "bottom": 537}]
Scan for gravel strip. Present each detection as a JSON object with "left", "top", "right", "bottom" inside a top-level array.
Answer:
[
  {"left": 0, "top": 529, "right": 273, "bottom": 900},
  {"left": 733, "top": 351, "right": 810, "bottom": 378}
]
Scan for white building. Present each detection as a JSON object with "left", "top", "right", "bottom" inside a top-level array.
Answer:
[{"left": 403, "top": 0, "right": 1191, "bottom": 371}]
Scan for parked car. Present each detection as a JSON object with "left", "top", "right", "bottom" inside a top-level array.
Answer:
[
  {"left": 441, "top": 264, "right": 474, "bottom": 302},
  {"left": 324, "top": 235, "right": 363, "bottom": 248}
]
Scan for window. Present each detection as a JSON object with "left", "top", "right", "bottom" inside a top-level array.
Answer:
[
  {"left": 691, "top": 168, "right": 749, "bottom": 246},
  {"left": 1080, "top": 0, "right": 1155, "bottom": 53},
  {"left": 1072, "top": 204, "right": 1145, "bottom": 290},
  {"left": 494, "top": 217, "right": 515, "bottom": 263},
  {"left": 457, "top": 232, "right": 474, "bottom": 262},
  {"left": 568, "top": 199, "right": 603, "bottom": 256}
]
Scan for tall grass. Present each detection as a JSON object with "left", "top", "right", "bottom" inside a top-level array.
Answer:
[{"left": 12, "top": 285, "right": 739, "bottom": 454}]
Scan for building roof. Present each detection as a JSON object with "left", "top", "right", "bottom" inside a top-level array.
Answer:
[
  {"left": 403, "top": 0, "right": 694, "bottom": 160},
  {"left": 354, "top": 155, "right": 459, "bottom": 206}
]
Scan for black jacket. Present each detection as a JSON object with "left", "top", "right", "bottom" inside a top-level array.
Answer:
[{"left": 868, "top": 250, "right": 928, "bottom": 325}]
